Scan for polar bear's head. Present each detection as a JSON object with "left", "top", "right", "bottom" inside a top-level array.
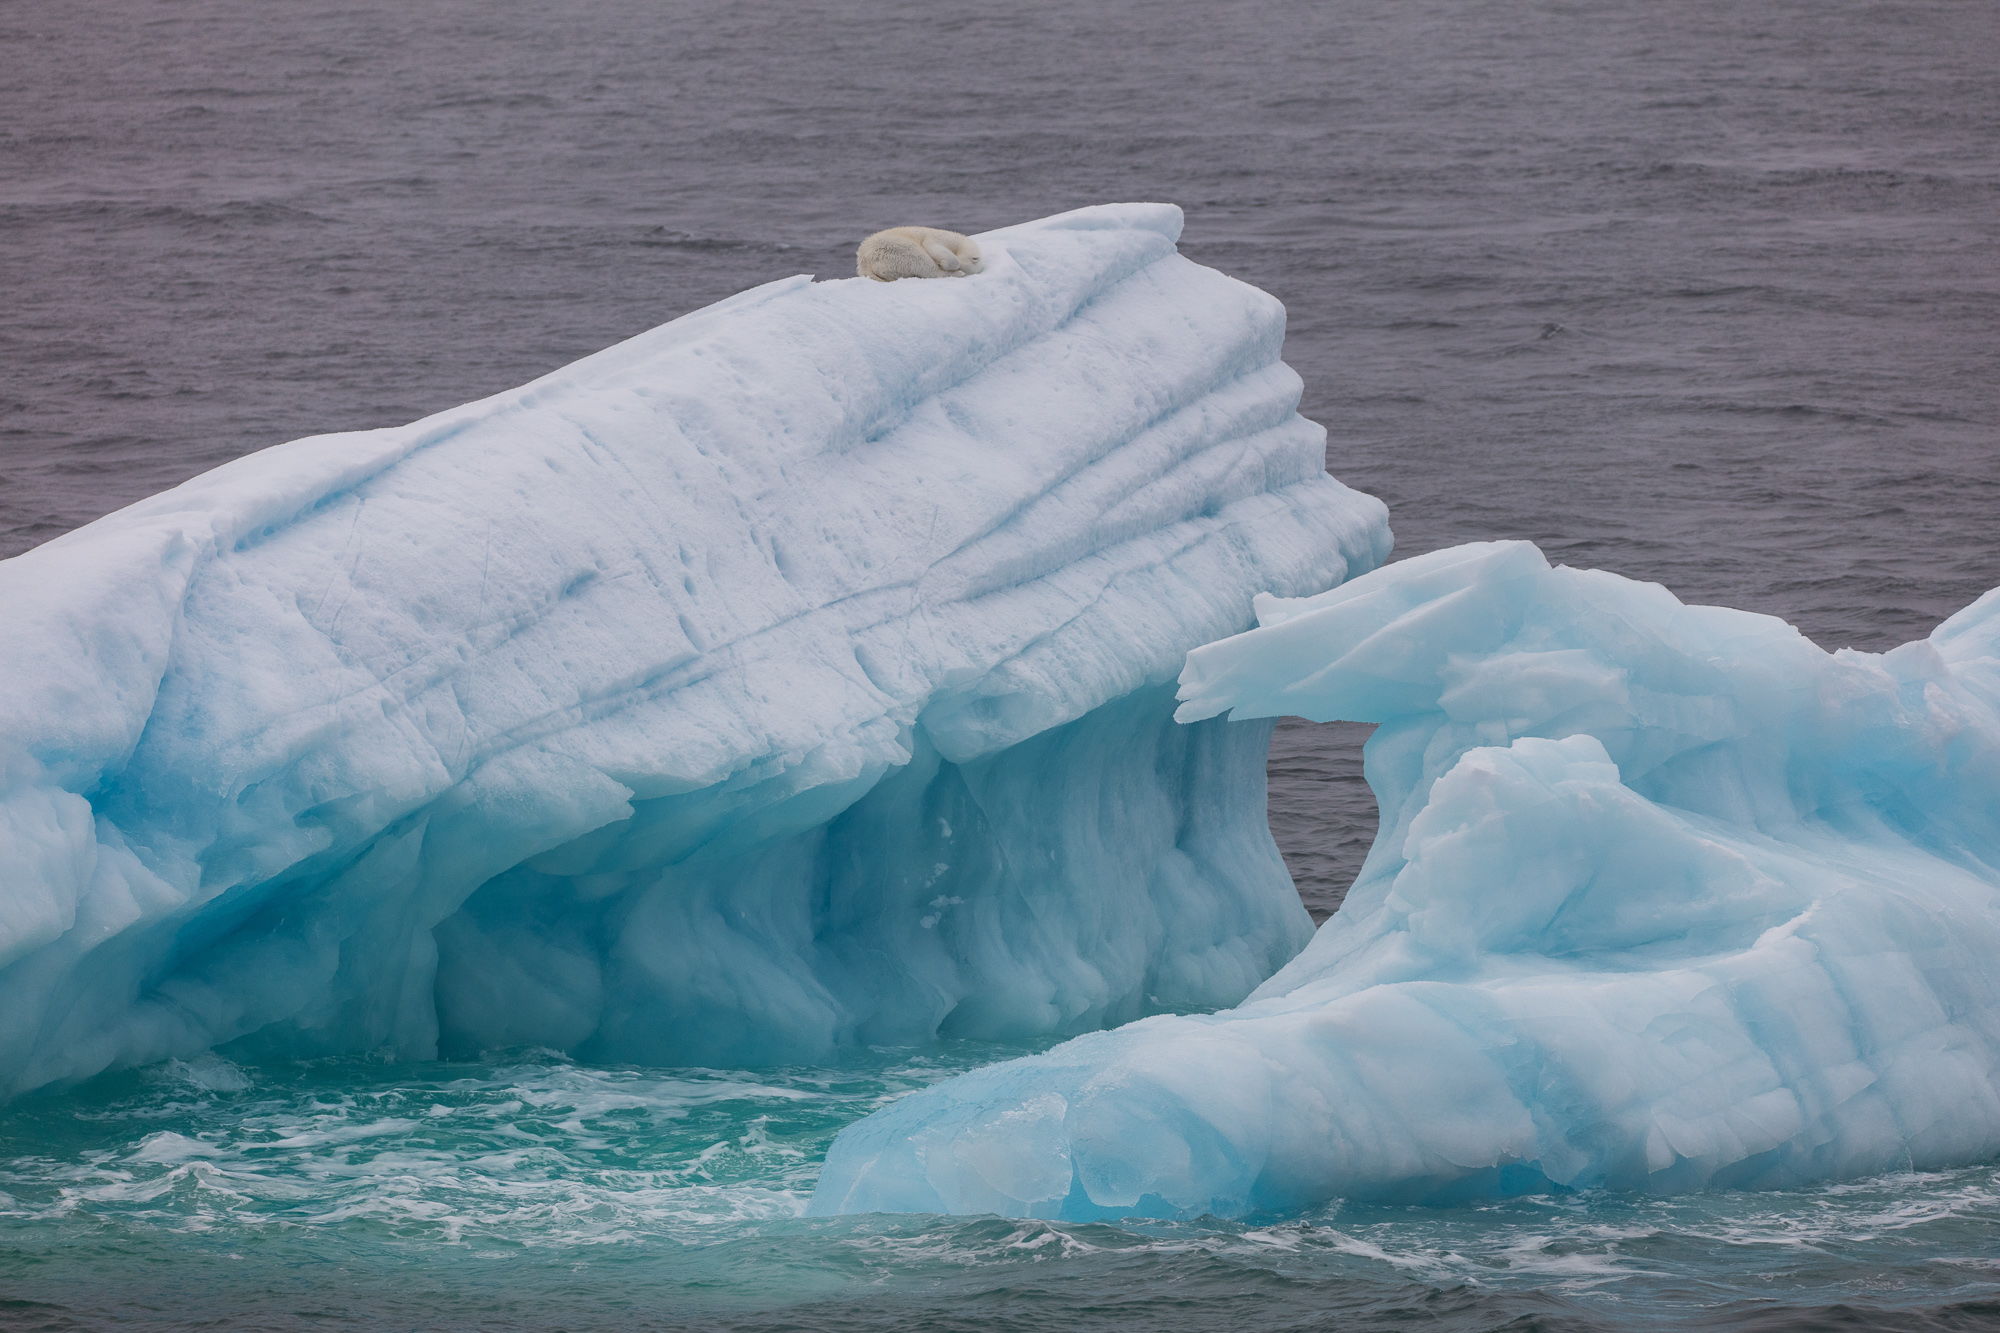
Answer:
[{"left": 956, "top": 239, "right": 985, "bottom": 275}]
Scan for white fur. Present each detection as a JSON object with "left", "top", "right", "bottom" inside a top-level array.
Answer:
[{"left": 856, "top": 226, "right": 985, "bottom": 281}]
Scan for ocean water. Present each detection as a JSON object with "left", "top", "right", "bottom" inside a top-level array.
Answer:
[
  {"left": 3, "top": 0, "right": 1997, "bottom": 1327},
  {"left": 8, "top": 1050, "right": 2000, "bottom": 1332}
]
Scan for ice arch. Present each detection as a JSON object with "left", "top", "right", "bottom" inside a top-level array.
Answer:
[{"left": 814, "top": 542, "right": 2000, "bottom": 1219}]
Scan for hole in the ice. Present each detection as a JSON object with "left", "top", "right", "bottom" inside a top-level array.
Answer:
[{"left": 1266, "top": 716, "right": 1376, "bottom": 922}]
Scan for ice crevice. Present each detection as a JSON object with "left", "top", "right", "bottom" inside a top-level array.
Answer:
[{"left": 0, "top": 202, "right": 1389, "bottom": 1097}]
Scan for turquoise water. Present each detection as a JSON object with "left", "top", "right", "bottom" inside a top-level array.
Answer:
[{"left": 6, "top": 1050, "right": 1999, "bottom": 1331}]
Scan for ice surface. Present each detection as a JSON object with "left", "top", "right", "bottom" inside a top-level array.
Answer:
[
  {"left": 813, "top": 541, "right": 2000, "bottom": 1219},
  {"left": 0, "top": 203, "right": 1389, "bottom": 1098}
]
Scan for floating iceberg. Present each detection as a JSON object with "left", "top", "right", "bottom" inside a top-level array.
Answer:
[
  {"left": 813, "top": 541, "right": 2000, "bottom": 1219},
  {"left": 0, "top": 203, "right": 1389, "bottom": 1098}
]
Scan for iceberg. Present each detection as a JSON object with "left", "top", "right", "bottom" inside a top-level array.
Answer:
[
  {"left": 812, "top": 541, "right": 2000, "bottom": 1219},
  {"left": 0, "top": 203, "right": 1390, "bottom": 1099}
]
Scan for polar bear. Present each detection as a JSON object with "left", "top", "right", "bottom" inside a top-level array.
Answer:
[{"left": 856, "top": 226, "right": 985, "bottom": 281}]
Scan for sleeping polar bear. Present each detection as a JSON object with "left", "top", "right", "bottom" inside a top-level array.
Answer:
[{"left": 856, "top": 226, "right": 985, "bottom": 281}]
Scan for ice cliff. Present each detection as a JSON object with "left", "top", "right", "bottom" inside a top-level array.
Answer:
[
  {"left": 0, "top": 203, "right": 1389, "bottom": 1098},
  {"left": 813, "top": 541, "right": 2000, "bottom": 1219}
]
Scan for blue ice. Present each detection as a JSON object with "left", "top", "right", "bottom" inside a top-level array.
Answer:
[
  {"left": 813, "top": 541, "right": 2000, "bottom": 1219},
  {"left": 0, "top": 203, "right": 1389, "bottom": 1098}
]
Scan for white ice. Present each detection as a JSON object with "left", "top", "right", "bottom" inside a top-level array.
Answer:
[
  {"left": 813, "top": 541, "right": 2000, "bottom": 1219},
  {"left": 0, "top": 203, "right": 1389, "bottom": 1098}
]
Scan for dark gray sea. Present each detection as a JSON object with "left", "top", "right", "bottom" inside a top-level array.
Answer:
[{"left": 3, "top": 1, "right": 1997, "bottom": 1329}]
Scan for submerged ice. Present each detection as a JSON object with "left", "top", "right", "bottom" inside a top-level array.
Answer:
[
  {"left": 0, "top": 203, "right": 1389, "bottom": 1099},
  {"left": 813, "top": 541, "right": 2000, "bottom": 1219}
]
